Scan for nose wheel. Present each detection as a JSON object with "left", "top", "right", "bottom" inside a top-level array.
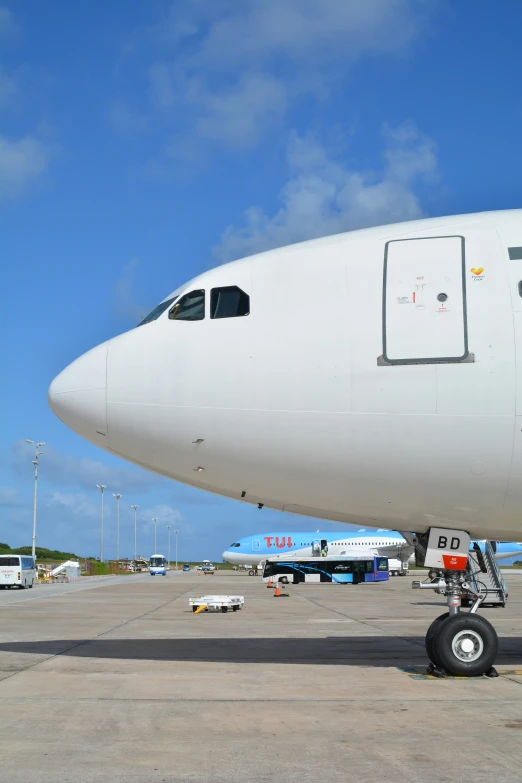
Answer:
[
  {"left": 426, "top": 612, "right": 498, "bottom": 677},
  {"left": 407, "top": 531, "right": 504, "bottom": 677}
]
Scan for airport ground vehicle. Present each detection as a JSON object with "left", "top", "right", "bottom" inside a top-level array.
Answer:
[
  {"left": 0, "top": 555, "right": 36, "bottom": 589},
  {"left": 189, "top": 594, "right": 244, "bottom": 613},
  {"left": 196, "top": 562, "right": 216, "bottom": 572},
  {"left": 263, "top": 556, "right": 389, "bottom": 585},
  {"left": 388, "top": 558, "right": 409, "bottom": 576},
  {"left": 182, "top": 563, "right": 191, "bottom": 572},
  {"left": 149, "top": 554, "right": 167, "bottom": 576}
]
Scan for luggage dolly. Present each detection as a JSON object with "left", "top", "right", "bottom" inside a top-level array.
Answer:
[{"left": 190, "top": 595, "right": 245, "bottom": 614}]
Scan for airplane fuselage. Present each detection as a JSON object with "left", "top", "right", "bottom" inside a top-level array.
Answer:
[
  {"left": 49, "top": 209, "right": 522, "bottom": 541},
  {"left": 222, "top": 531, "right": 412, "bottom": 565}
]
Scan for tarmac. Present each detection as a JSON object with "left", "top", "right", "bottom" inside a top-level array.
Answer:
[{"left": 1, "top": 569, "right": 522, "bottom": 782}]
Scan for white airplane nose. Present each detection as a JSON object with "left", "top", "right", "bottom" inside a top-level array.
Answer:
[{"left": 48, "top": 342, "right": 109, "bottom": 448}]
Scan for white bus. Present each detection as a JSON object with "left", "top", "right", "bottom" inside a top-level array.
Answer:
[
  {"left": 149, "top": 554, "right": 167, "bottom": 576},
  {"left": 0, "top": 555, "right": 36, "bottom": 589}
]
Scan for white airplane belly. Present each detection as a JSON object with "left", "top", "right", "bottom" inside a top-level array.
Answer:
[{"left": 106, "top": 396, "right": 517, "bottom": 538}]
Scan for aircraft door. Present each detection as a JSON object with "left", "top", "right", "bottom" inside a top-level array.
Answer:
[
  {"left": 312, "top": 539, "right": 328, "bottom": 557},
  {"left": 380, "top": 236, "right": 471, "bottom": 365},
  {"left": 252, "top": 540, "right": 260, "bottom": 552}
]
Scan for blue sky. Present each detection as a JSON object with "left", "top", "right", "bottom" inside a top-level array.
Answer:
[{"left": 2, "top": 1, "right": 522, "bottom": 561}]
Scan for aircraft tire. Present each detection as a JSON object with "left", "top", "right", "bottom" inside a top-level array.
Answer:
[
  {"left": 425, "top": 612, "right": 449, "bottom": 665},
  {"left": 433, "top": 613, "right": 498, "bottom": 677}
]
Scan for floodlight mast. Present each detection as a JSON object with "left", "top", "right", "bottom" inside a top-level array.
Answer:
[
  {"left": 26, "top": 440, "right": 45, "bottom": 560},
  {"left": 96, "top": 485, "right": 107, "bottom": 561}
]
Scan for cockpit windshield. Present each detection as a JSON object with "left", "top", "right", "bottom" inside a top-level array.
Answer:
[
  {"left": 169, "top": 290, "right": 205, "bottom": 321},
  {"left": 137, "top": 297, "right": 177, "bottom": 327}
]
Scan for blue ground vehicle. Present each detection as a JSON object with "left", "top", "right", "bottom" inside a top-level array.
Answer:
[
  {"left": 149, "top": 554, "right": 167, "bottom": 576},
  {"left": 263, "top": 556, "right": 389, "bottom": 585},
  {"left": 182, "top": 563, "right": 190, "bottom": 572}
]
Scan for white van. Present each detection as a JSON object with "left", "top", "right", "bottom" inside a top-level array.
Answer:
[
  {"left": 0, "top": 555, "right": 36, "bottom": 589},
  {"left": 388, "top": 558, "right": 409, "bottom": 576}
]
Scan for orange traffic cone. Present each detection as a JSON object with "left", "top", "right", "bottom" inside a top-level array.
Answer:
[
  {"left": 274, "top": 582, "right": 281, "bottom": 597},
  {"left": 267, "top": 577, "right": 273, "bottom": 588},
  {"left": 197, "top": 570, "right": 201, "bottom": 576}
]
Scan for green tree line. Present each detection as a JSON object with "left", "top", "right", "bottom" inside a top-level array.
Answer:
[{"left": 0, "top": 542, "right": 80, "bottom": 560}]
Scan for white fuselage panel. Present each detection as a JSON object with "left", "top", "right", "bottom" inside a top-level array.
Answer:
[{"left": 48, "top": 210, "right": 522, "bottom": 541}]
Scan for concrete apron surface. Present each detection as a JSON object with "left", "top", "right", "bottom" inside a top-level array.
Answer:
[{"left": 1, "top": 570, "right": 522, "bottom": 782}]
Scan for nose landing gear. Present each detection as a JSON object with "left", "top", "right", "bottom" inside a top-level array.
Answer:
[{"left": 413, "top": 562, "right": 500, "bottom": 677}]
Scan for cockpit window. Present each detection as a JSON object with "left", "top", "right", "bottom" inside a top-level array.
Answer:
[
  {"left": 169, "top": 290, "right": 205, "bottom": 321},
  {"left": 137, "top": 297, "right": 177, "bottom": 327},
  {"left": 229, "top": 543, "right": 241, "bottom": 547},
  {"left": 210, "top": 286, "right": 250, "bottom": 319}
]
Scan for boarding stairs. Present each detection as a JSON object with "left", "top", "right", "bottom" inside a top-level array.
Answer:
[
  {"left": 466, "top": 541, "right": 507, "bottom": 607},
  {"left": 50, "top": 560, "right": 78, "bottom": 577}
]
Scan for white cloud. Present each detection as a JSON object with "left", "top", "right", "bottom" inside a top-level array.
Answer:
[
  {"left": 193, "top": 73, "right": 287, "bottom": 147},
  {"left": 48, "top": 492, "right": 102, "bottom": 519},
  {"left": 140, "top": 0, "right": 436, "bottom": 148},
  {"left": 109, "top": 102, "right": 149, "bottom": 135},
  {"left": 11, "top": 439, "right": 165, "bottom": 495},
  {"left": 214, "top": 121, "right": 437, "bottom": 262},
  {"left": 0, "top": 486, "right": 23, "bottom": 507},
  {"left": 0, "top": 66, "right": 17, "bottom": 105},
  {"left": 0, "top": 6, "right": 18, "bottom": 37},
  {"left": 139, "top": 504, "right": 183, "bottom": 530},
  {"left": 113, "top": 258, "right": 149, "bottom": 323},
  {"left": 0, "top": 10, "right": 55, "bottom": 197},
  {"left": 168, "top": 0, "right": 425, "bottom": 68},
  {"left": 0, "top": 134, "right": 53, "bottom": 199},
  {"left": 148, "top": 62, "right": 177, "bottom": 108}
]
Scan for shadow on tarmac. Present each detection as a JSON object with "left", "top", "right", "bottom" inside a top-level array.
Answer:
[{"left": 0, "top": 636, "right": 520, "bottom": 666}]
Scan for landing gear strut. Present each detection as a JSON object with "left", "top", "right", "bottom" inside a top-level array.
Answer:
[{"left": 409, "top": 533, "right": 500, "bottom": 677}]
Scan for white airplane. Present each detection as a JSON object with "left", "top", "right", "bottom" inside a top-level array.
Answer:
[
  {"left": 222, "top": 531, "right": 522, "bottom": 570},
  {"left": 223, "top": 530, "right": 414, "bottom": 572},
  {"left": 49, "top": 208, "right": 522, "bottom": 676}
]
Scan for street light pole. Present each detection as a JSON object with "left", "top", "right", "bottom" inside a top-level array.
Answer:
[
  {"left": 113, "top": 494, "right": 122, "bottom": 566},
  {"left": 96, "top": 485, "right": 107, "bottom": 561},
  {"left": 25, "top": 440, "right": 45, "bottom": 560},
  {"left": 131, "top": 505, "right": 138, "bottom": 561},
  {"left": 166, "top": 525, "right": 171, "bottom": 567},
  {"left": 152, "top": 517, "right": 158, "bottom": 552},
  {"left": 174, "top": 529, "right": 179, "bottom": 571}
]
